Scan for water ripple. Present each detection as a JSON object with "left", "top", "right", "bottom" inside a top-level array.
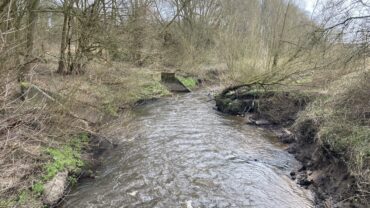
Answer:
[{"left": 64, "top": 91, "right": 313, "bottom": 208}]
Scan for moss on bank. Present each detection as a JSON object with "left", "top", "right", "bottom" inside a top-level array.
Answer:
[
  {"left": 177, "top": 76, "right": 198, "bottom": 90},
  {"left": 140, "top": 82, "right": 171, "bottom": 98},
  {"left": 42, "top": 133, "right": 88, "bottom": 181}
]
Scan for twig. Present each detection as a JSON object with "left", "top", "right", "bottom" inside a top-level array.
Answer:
[
  {"left": 325, "top": 15, "right": 370, "bottom": 31},
  {"left": 2, "top": 72, "right": 9, "bottom": 110}
]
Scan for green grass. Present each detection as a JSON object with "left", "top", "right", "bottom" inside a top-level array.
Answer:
[
  {"left": 17, "top": 191, "right": 29, "bottom": 204},
  {"left": 177, "top": 76, "right": 198, "bottom": 90},
  {"left": 320, "top": 120, "right": 370, "bottom": 160},
  {"left": 102, "top": 102, "right": 119, "bottom": 117},
  {"left": 139, "top": 82, "right": 171, "bottom": 98},
  {"left": 0, "top": 199, "right": 16, "bottom": 208},
  {"left": 0, "top": 190, "right": 32, "bottom": 208},
  {"left": 20, "top": 81, "right": 31, "bottom": 89},
  {"left": 27, "top": 132, "right": 89, "bottom": 202},
  {"left": 42, "top": 133, "right": 88, "bottom": 181},
  {"left": 31, "top": 182, "right": 44, "bottom": 196}
]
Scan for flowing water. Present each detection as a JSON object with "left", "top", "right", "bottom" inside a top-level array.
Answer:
[{"left": 64, "top": 91, "right": 313, "bottom": 208}]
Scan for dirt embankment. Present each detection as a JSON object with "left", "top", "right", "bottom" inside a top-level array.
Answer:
[{"left": 215, "top": 85, "right": 366, "bottom": 208}]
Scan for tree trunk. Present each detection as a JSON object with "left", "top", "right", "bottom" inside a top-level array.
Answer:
[
  {"left": 18, "top": 0, "right": 39, "bottom": 82},
  {"left": 130, "top": 0, "right": 146, "bottom": 66},
  {"left": 57, "top": 14, "right": 68, "bottom": 74},
  {"left": 57, "top": 0, "right": 71, "bottom": 74}
]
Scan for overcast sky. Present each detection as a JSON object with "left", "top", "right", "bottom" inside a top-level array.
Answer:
[
  {"left": 301, "top": 0, "right": 317, "bottom": 13},
  {"left": 304, "top": 0, "right": 316, "bottom": 12}
]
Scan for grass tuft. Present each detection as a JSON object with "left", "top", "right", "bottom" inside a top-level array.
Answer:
[
  {"left": 26, "top": 132, "right": 89, "bottom": 202},
  {"left": 31, "top": 182, "right": 44, "bottom": 196},
  {"left": 177, "top": 76, "right": 198, "bottom": 89},
  {"left": 42, "top": 133, "right": 88, "bottom": 181},
  {"left": 102, "top": 102, "right": 119, "bottom": 117},
  {"left": 140, "top": 82, "right": 171, "bottom": 98}
]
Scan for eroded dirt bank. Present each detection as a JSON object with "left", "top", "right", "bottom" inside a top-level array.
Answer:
[{"left": 215, "top": 85, "right": 366, "bottom": 208}]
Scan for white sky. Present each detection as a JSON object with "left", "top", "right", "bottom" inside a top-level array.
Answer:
[{"left": 302, "top": 0, "right": 317, "bottom": 13}]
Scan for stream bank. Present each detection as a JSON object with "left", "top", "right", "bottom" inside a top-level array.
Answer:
[
  {"left": 215, "top": 85, "right": 365, "bottom": 208},
  {"left": 0, "top": 60, "right": 207, "bottom": 208}
]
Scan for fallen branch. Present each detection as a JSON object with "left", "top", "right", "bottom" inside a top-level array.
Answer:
[{"left": 220, "top": 84, "right": 252, "bottom": 96}]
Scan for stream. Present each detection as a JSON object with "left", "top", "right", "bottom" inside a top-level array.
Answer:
[{"left": 63, "top": 91, "right": 313, "bottom": 208}]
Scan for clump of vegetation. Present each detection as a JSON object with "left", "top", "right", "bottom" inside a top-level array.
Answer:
[
  {"left": 24, "top": 133, "right": 89, "bottom": 204},
  {"left": 1, "top": 186, "right": 45, "bottom": 207},
  {"left": 43, "top": 133, "right": 89, "bottom": 181},
  {"left": 0, "top": 200, "right": 16, "bottom": 208},
  {"left": 177, "top": 76, "right": 198, "bottom": 90},
  {"left": 103, "top": 102, "right": 119, "bottom": 117},
  {"left": 140, "top": 82, "right": 171, "bottom": 99},
  {"left": 31, "top": 182, "right": 44, "bottom": 197}
]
